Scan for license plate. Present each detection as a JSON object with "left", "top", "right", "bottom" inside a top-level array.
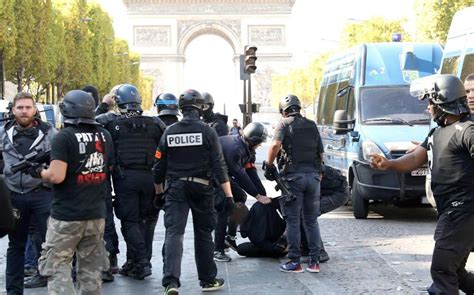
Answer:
[{"left": 411, "top": 167, "right": 428, "bottom": 176}]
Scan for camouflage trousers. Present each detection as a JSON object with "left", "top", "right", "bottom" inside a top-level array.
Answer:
[{"left": 38, "top": 217, "right": 109, "bottom": 295}]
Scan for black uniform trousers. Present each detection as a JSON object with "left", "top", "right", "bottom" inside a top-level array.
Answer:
[
  {"left": 162, "top": 179, "right": 217, "bottom": 287},
  {"left": 6, "top": 189, "right": 52, "bottom": 295},
  {"left": 104, "top": 181, "right": 119, "bottom": 256},
  {"left": 428, "top": 210, "right": 474, "bottom": 295},
  {"left": 113, "top": 169, "right": 156, "bottom": 265},
  {"left": 214, "top": 181, "right": 247, "bottom": 251}
]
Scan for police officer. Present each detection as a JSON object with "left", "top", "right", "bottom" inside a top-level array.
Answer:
[
  {"left": 37, "top": 90, "right": 113, "bottom": 294},
  {"left": 371, "top": 74, "right": 474, "bottom": 295},
  {"left": 214, "top": 122, "right": 271, "bottom": 262},
  {"left": 264, "top": 94, "right": 324, "bottom": 273},
  {"left": 155, "top": 93, "right": 180, "bottom": 126},
  {"left": 202, "top": 92, "right": 228, "bottom": 136},
  {"left": 97, "top": 84, "right": 166, "bottom": 280},
  {"left": 154, "top": 89, "right": 234, "bottom": 294},
  {"left": 1, "top": 92, "right": 57, "bottom": 293}
]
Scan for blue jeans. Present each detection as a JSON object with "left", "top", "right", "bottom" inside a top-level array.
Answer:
[
  {"left": 280, "top": 172, "right": 321, "bottom": 263},
  {"left": 6, "top": 189, "right": 52, "bottom": 295},
  {"left": 24, "top": 235, "right": 37, "bottom": 269}
]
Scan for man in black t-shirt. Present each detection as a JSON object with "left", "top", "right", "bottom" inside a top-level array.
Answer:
[
  {"left": 371, "top": 75, "right": 474, "bottom": 295},
  {"left": 35, "top": 90, "right": 114, "bottom": 295}
]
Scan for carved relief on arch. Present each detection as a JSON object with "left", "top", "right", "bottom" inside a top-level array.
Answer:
[{"left": 177, "top": 19, "right": 241, "bottom": 55}]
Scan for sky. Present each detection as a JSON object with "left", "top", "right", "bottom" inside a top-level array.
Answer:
[{"left": 96, "top": 0, "right": 417, "bottom": 117}]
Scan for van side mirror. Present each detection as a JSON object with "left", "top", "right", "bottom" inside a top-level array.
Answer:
[{"left": 333, "top": 110, "right": 355, "bottom": 134}]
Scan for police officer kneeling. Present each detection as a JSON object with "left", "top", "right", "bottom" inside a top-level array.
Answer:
[
  {"left": 154, "top": 89, "right": 234, "bottom": 294},
  {"left": 371, "top": 74, "right": 474, "bottom": 295}
]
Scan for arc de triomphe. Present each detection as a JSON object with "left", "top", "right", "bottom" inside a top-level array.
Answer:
[{"left": 122, "top": 0, "right": 295, "bottom": 108}]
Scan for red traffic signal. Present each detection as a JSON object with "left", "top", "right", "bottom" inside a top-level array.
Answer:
[{"left": 244, "top": 45, "right": 257, "bottom": 74}]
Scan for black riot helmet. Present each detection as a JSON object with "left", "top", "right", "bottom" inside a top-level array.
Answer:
[
  {"left": 202, "top": 92, "right": 214, "bottom": 110},
  {"left": 243, "top": 122, "right": 268, "bottom": 147},
  {"left": 279, "top": 94, "right": 302, "bottom": 115},
  {"left": 155, "top": 93, "right": 179, "bottom": 116},
  {"left": 410, "top": 74, "right": 469, "bottom": 125},
  {"left": 178, "top": 89, "right": 204, "bottom": 111},
  {"left": 114, "top": 84, "right": 142, "bottom": 113},
  {"left": 59, "top": 90, "right": 98, "bottom": 125}
]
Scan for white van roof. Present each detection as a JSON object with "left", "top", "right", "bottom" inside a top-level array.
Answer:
[{"left": 447, "top": 6, "right": 474, "bottom": 38}]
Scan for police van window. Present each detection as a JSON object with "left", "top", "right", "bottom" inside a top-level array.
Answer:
[
  {"left": 347, "top": 87, "right": 355, "bottom": 119},
  {"left": 360, "top": 87, "right": 429, "bottom": 123},
  {"left": 322, "top": 83, "right": 338, "bottom": 124},
  {"left": 440, "top": 55, "right": 461, "bottom": 75},
  {"left": 460, "top": 53, "right": 474, "bottom": 81},
  {"left": 335, "top": 81, "right": 349, "bottom": 112},
  {"left": 317, "top": 85, "right": 327, "bottom": 124}
]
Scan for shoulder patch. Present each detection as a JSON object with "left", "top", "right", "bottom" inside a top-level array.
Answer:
[{"left": 167, "top": 133, "right": 203, "bottom": 147}]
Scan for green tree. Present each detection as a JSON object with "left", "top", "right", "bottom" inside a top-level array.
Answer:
[
  {"left": 5, "top": 0, "right": 35, "bottom": 91},
  {"left": 341, "top": 17, "right": 410, "bottom": 47},
  {"left": 111, "top": 39, "right": 131, "bottom": 86},
  {"left": 29, "top": 0, "right": 54, "bottom": 99},
  {"left": 137, "top": 72, "right": 154, "bottom": 111},
  {"left": 0, "top": 0, "right": 16, "bottom": 74},
  {"left": 62, "top": 0, "right": 93, "bottom": 91},
  {"left": 87, "top": 3, "right": 115, "bottom": 95},
  {"left": 414, "top": 0, "right": 472, "bottom": 43},
  {"left": 0, "top": 0, "right": 16, "bottom": 99},
  {"left": 47, "top": 7, "right": 68, "bottom": 103}
]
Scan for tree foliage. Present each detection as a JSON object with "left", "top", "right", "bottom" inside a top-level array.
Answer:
[
  {"left": 271, "top": 53, "right": 330, "bottom": 114},
  {"left": 414, "top": 0, "right": 472, "bottom": 43},
  {"left": 0, "top": 0, "right": 149, "bottom": 106},
  {"left": 341, "top": 17, "right": 411, "bottom": 47}
]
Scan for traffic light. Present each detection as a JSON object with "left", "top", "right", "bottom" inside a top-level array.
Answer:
[{"left": 244, "top": 45, "right": 257, "bottom": 74}]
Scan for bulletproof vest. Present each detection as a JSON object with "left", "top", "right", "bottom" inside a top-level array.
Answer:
[
  {"left": 165, "top": 121, "right": 211, "bottom": 178},
  {"left": 111, "top": 116, "right": 160, "bottom": 170},
  {"left": 282, "top": 116, "right": 321, "bottom": 172}
]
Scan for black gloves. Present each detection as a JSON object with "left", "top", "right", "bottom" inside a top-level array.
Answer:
[
  {"left": 154, "top": 192, "right": 165, "bottom": 209},
  {"left": 225, "top": 197, "right": 236, "bottom": 215},
  {"left": 263, "top": 161, "right": 277, "bottom": 181},
  {"left": 26, "top": 165, "right": 43, "bottom": 179}
]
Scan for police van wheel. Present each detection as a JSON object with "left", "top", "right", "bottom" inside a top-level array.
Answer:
[{"left": 351, "top": 181, "right": 368, "bottom": 219}]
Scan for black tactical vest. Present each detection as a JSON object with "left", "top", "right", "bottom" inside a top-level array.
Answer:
[
  {"left": 282, "top": 116, "right": 321, "bottom": 173},
  {"left": 111, "top": 116, "right": 161, "bottom": 170},
  {"left": 165, "top": 121, "right": 211, "bottom": 178}
]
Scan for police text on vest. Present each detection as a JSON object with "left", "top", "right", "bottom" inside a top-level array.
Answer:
[{"left": 167, "top": 133, "right": 203, "bottom": 147}]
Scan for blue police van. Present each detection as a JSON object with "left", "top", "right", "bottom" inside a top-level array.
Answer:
[{"left": 316, "top": 42, "right": 443, "bottom": 218}]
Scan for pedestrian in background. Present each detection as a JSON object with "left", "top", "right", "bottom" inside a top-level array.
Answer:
[
  {"left": 464, "top": 73, "right": 474, "bottom": 114},
  {"left": 229, "top": 119, "right": 242, "bottom": 135}
]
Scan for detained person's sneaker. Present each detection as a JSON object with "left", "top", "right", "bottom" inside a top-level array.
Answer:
[
  {"left": 164, "top": 282, "right": 179, "bottom": 295},
  {"left": 279, "top": 260, "right": 304, "bottom": 273},
  {"left": 306, "top": 261, "right": 321, "bottom": 273},
  {"left": 213, "top": 251, "right": 232, "bottom": 262},
  {"left": 202, "top": 278, "right": 225, "bottom": 292}
]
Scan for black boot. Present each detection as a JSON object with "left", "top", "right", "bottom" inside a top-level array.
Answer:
[
  {"left": 119, "top": 260, "right": 135, "bottom": 277},
  {"left": 24, "top": 273, "right": 47, "bottom": 288}
]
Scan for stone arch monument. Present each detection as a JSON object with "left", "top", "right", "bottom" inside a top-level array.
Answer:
[{"left": 123, "top": 0, "right": 295, "bottom": 108}]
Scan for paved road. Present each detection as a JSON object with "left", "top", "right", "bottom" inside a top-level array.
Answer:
[{"left": 1, "top": 143, "right": 473, "bottom": 294}]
